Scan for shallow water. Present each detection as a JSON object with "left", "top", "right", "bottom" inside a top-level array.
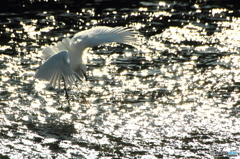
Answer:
[{"left": 1, "top": 0, "right": 240, "bottom": 158}]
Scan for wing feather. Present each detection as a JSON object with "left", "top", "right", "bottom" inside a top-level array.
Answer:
[
  {"left": 35, "top": 50, "right": 77, "bottom": 88},
  {"left": 41, "top": 37, "right": 71, "bottom": 60},
  {"left": 50, "top": 69, "right": 61, "bottom": 88},
  {"left": 71, "top": 26, "right": 137, "bottom": 49}
]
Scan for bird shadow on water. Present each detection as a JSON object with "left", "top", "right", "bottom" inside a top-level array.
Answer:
[{"left": 24, "top": 120, "right": 77, "bottom": 153}]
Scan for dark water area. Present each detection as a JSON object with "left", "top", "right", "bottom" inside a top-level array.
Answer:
[{"left": 1, "top": 0, "right": 240, "bottom": 159}]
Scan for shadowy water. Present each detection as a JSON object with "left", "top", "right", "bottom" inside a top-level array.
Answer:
[{"left": 1, "top": 0, "right": 240, "bottom": 158}]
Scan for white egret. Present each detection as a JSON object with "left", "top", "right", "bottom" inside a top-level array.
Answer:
[{"left": 35, "top": 26, "right": 137, "bottom": 104}]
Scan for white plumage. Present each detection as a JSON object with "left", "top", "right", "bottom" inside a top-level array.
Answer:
[{"left": 35, "top": 26, "right": 137, "bottom": 88}]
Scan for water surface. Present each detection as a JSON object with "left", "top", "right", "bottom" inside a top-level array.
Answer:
[{"left": 1, "top": 0, "right": 240, "bottom": 158}]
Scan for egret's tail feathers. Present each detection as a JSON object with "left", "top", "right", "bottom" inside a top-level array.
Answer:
[
  {"left": 71, "top": 26, "right": 138, "bottom": 49},
  {"left": 41, "top": 37, "right": 71, "bottom": 60},
  {"left": 35, "top": 50, "right": 79, "bottom": 89}
]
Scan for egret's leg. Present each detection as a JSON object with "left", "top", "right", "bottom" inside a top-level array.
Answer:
[
  {"left": 62, "top": 76, "right": 71, "bottom": 106},
  {"left": 75, "top": 83, "right": 91, "bottom": 107},
  {"left": 73, "top": 72, "right": 91, "bottom": 107}
]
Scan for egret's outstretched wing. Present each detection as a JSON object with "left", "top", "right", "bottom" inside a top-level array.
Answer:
[
  {"left": 41, "top": 27, "right": 137, "bottom": 60},
  {"left": 35, "top": 50, "right": 78, "bottom": 88},
  {"left": 71, "top": 26, "right": 137, "bottom": 49}
]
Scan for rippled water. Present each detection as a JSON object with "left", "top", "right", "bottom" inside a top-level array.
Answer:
[{"left": 1, "top": 0, "right": 240, "bottom": 158}]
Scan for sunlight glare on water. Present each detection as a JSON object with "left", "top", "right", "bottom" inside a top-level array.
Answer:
[{"left": 1, "top": 0, "right": 240, "bottom": 158}]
